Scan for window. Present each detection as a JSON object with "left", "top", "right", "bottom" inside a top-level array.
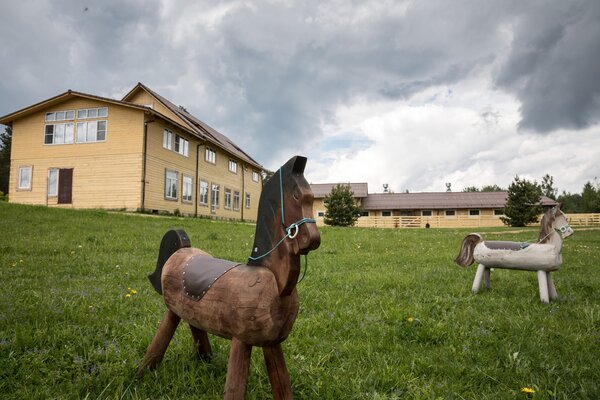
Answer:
[
  {"left": 445, "top": 210, "right": 456, "bottom": 217},
  {"left": 76, "top": 121, "right": 106, "bottom": 143},
  {"left": 165, "top": 170, "right": 178, "bottom": 200},
  {"left": 44, "top": 123, "right": 74, "bottom": 144},
  {"left": 48, "top": 169, "right": 58, "bottom": 196},
  {"left": 233, "top": 191, "right": 240, "bottom": 210},
  {"left": 182, "top": 175, "right": 193, "bottom": 202},
  {"left": 18, "top": 166, "right": 32, "bottom": 190},
  {"left": 76, "top": 107, "right": 107, "bottom": 119},
  {"left": 245, "top": 192, "right": 251, "bottom": 208},
  {"left": 163, "top": 129, "right": 173, "bottom": 150},
  {"left": 228, "top": 159, "right": 238, "bottom": 173},
  {"left": 494, "top": 209, "right": 504, "bottom": 216},
  {"left": 317, "top": 211, "right": 325, "bottom": 217},
  {"left": 361, "top": 211, "right": 369, "bottom": 217},
  {"left": 469, "top": 209, "right": 480, "bottom": 217},
  {"left": 206, "top": 147, "right": 216, "bottom": 164},
  {"left": 45, "top": 110, "right": 75, "bottom": 122},
  {"left": 252, "top": 171, "right": 260, "bottom": 182},
  {"left": 382, "top": 211, "right": 392, "bottom": 217},
  {"left": 421, "top": 210, "right": 432, "bottom": 217},
  {"left": 175, "top": 135, "right": 189, "bottom": 156},
  {"left": 211, "top": 184, "right": 220, "bottom": 210},
  {"left": 224, "top": 188, "right": 232, "bottom": 209},
  {"left": 199, "top": 180, "right": 209, "bottom": 205}
]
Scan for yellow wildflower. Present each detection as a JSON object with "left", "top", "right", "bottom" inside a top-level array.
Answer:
[
  {"left": 125, "top": 293, "right": 131, "bottom": 298},
  {"left": 407, "top": 316, "right": 414, "bottom": 323},
  {"left": 521, "top": 387, "right": 535, "bottom": 394},
  {"left": 131, "top": 289, "right": 138, "bottom": 294}
]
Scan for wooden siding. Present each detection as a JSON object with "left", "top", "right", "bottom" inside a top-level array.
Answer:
[
  {"left": 126, "top": 90, "right": 189, "bottom": 128},
  {"left": 143, "top": 121, "right": 262, "bottom": 221},
  {"left": 9, "top": 97, "right": 144, "bottom": 210}
]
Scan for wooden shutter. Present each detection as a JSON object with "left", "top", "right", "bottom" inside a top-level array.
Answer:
[{"left": 58, "top": 168, "right": 73, "bottom": 204}]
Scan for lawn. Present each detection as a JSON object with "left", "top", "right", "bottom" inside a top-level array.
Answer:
[{"left": 1, "top": 202, "right": 599, "bottom": 399}]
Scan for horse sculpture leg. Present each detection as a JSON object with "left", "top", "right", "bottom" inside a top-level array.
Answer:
[
  {"left": 483, "top": 268, "right": 491, "bottom": 289},
  {"left": 138, "top": 309, "right": 181, "bottom": 375},
  {"left": 537, "top": 270, "right": 550, "bottom": 303},
  {"left": 224, "top": 338, "right": 253, "bottom": 400},
  {"left": 190, "top": 325, "right": 212, "bottom": 359},
  {"left": 263, "top": 344, "right": 293, "bottom": 400},
  {"left": 472, "top": 264, "right": 486, "bottom": 293},
  {"left": 547, "top": 272, "right": 558, "bottom": 301}
]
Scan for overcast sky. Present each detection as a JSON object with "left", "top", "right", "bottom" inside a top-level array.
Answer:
[{"left": 1, "top": 0, "right": 599, "bottom": 193}]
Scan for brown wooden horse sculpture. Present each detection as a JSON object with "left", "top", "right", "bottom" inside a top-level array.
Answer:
[{"left": 138, "top": 156, "right": 320, "bottom": 399}]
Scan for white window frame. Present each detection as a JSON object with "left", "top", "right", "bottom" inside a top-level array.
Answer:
[
  {"left": 182, "top": 175, "right": 193, "bottom": 203},
  {"left": 45, "top": 110, "right": 75, "bottom": 122},
  {"left": 252, "top": 171, "right": 260, "bottom": 182},
  {"left": 233, "top": 191, "right": 240, "bottom": 210},
  {"left": 245, "top": 192, "right": 251, "bottom": 209},
  {"left": 47, "top": 169, "right": 58, "bottom": 196},
  {"left": 445, "top": 210, "right": 456, "bottom": 218},
  {"left": 18, "top": 166, "right": 32, "bottom": 190},
  {"left": 199, "top": 180, "right": 209, "bottom": 205},
  {"left": 44, "top": 123, "right": 75, "bottom": 145},
  {"left": 165, "top": 170, "right": 178, "bottom": 200},
  {"left": 211, "top": 183, "right": 220, "bottom": 211},
  {"left": 228, "top": 159, "right": 238, "bottom": 173},
  {"left": 163, "top": 129, "right": 173, "bottom": 150},
  {"left": 205, "top": 147, "right": 216, "bottom": 164},
  {"left": 469, "top": 209, "right": 480, "bottom": 217},
  {"left": 175, "top": 135, "right": 189, "bottom": 157},
  {"left": 421, "top": 210, "right": 433, "bottom": 217},
  {"left": 76, "top": 121, "right": 107, "bottom": 143},
  {"left": 224, "top": 187, "right": 232, "bottom": 209}
]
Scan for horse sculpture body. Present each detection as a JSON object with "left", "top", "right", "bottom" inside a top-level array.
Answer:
[
  {"left": 455, "top": 205, "right": 573, "bottom": 303},
  {"left": 139, "top": 156, "right": 320, "bottom": 399}
]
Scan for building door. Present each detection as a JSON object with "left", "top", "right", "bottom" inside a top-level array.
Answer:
[{"left": 58, "top": 168, "right": 73, "bottom": 204}]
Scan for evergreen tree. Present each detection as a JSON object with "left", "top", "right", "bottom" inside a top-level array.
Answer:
[
  {"left": 557, "top": 191, "right": 583, "bottom": 213},
  {"left": 500, "top": 176, "right": 542, "bottom": 227},
  {"left": 541, "top": 174, "right": 557, "bottom": 200},
  {"left": 323, "top": 184, "right": 361, "bottom": 226},
  {"left": 581, "top": 180, "right": 600, "bottom": 212},
  {"left": 0, "top": 126, "right": 12, "bottom": 196}
]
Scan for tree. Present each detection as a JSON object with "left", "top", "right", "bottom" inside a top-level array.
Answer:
[
  {"left": 581, "top": 180, "right": 600, "bottom": 212},
  {"left": 557, "top": 191, "right": 583, "bottom": 213},
  {"left": 500, "top": 176, "right": 542, "bottom": 227},
  {"left": 462, "top": 184, "right": 504, "bottom": 192},
  {"left": 0, "top": 126, "right": 12, "bottom": 196},
  {"left": 323, "top": 184, "right": 362, "bottom": 227},
  {"left": 541, "top": 174, "right": 557, "bottom": 200}
]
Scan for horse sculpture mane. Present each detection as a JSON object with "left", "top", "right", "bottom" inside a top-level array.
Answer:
[{"left": 139, "top": 155, "right": 320, "bottom": 399}]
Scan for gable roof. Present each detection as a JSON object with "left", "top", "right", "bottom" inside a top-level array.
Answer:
[
  {"left": 362, "top": 191, "right": 558, "bottom": 211},
  {"left": 122, "top": 83, "right": 261, "bottom": 169},
  {"left": 310, "top": 183, "right": 369, "bottom": 198},
  {"left": 0, "top": 89, "right": 202, "bottom": 140}
]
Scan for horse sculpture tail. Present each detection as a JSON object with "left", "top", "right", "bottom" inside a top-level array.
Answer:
[
  {"left": 454, "top": 233, "right": 482, "bottom": 267},
  {"left": 148, "top": 229, "right": 191, "bottom": 294}
]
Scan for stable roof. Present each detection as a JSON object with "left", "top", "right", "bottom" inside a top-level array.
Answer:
[
  {"left": 310, "top": 183, "right": 369, "bottom": 199},
  {"left": 362, "top": 191, "right": 558, "bottom": 211}
]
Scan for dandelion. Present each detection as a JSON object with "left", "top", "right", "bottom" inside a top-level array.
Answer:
[
  {"left": 19, "top": 259, "right": 23, "bottom": 263},
  {"left": 125, "top": 293, "right": 132, "bottom": 298},
  {"left": 521, "top": 387, "right": 535, "bottom": 394},
  {"left": 70, "top": 250, "right": 75, "bottom": 255},
  {"left": 407, "top": 316, "right": 414, "bottom": 323},
  {"left": 78, "top": 245, "right": 83, "bottom": 248},
  {"left": 131, "top": 289, "right": 137, "bottom": 294}
]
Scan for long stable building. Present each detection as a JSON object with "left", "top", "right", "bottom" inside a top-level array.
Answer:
[{"left": 0, "top": 83, "right": 263, "bottom": 221}]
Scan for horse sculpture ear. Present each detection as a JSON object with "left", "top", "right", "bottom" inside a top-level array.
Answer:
[{"left": 291, "top": 156, "right": 307, "bottom": 174}]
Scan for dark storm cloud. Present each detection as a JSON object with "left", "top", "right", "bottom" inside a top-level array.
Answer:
[
  {"left": 494, "top": 0, "right": 600, "bottom": 132},
  {"left": 1, "top": 0, "right": 599, "bottom": 167}
]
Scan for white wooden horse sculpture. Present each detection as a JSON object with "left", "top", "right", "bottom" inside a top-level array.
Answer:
[{"left": 455, "top": 205, "right": 573, "bottom": 303}]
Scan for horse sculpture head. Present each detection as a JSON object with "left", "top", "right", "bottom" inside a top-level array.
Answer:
[
  {"left": 248, "top": 156, "right": 321, "bottom": 296},
  {"left": 538, "top": 204, "right": 573, "bottom": 244}
]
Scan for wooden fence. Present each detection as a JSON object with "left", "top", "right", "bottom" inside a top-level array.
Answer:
[{"left": 316, "top": 213, "right": 600, "bottom": 229}]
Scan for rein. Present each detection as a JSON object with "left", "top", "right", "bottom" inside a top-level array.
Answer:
[{"left": 248, "top": 167, "right": 316, "bottom": 262}]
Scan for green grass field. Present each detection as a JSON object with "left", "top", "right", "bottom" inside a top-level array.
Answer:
[{"left": 1, "top": 202, "right": 599, "bottom": 399}]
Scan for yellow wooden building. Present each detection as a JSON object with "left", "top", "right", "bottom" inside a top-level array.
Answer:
[{"left": 0, "top": 83, "right": 263, "bottom": 221}]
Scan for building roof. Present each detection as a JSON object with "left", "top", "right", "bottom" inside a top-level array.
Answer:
[
  {"left": 310, "top": 183, "right": 369, "bottom": 198},
  {"left": 361, "top": 191, "right": 558, "bottom": 210},
  {"left": 122, "top": 83, "right": 262, "bottom": 169},
  {"left": 0, "top": 84, "right": 262, "bottom": 170}
]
